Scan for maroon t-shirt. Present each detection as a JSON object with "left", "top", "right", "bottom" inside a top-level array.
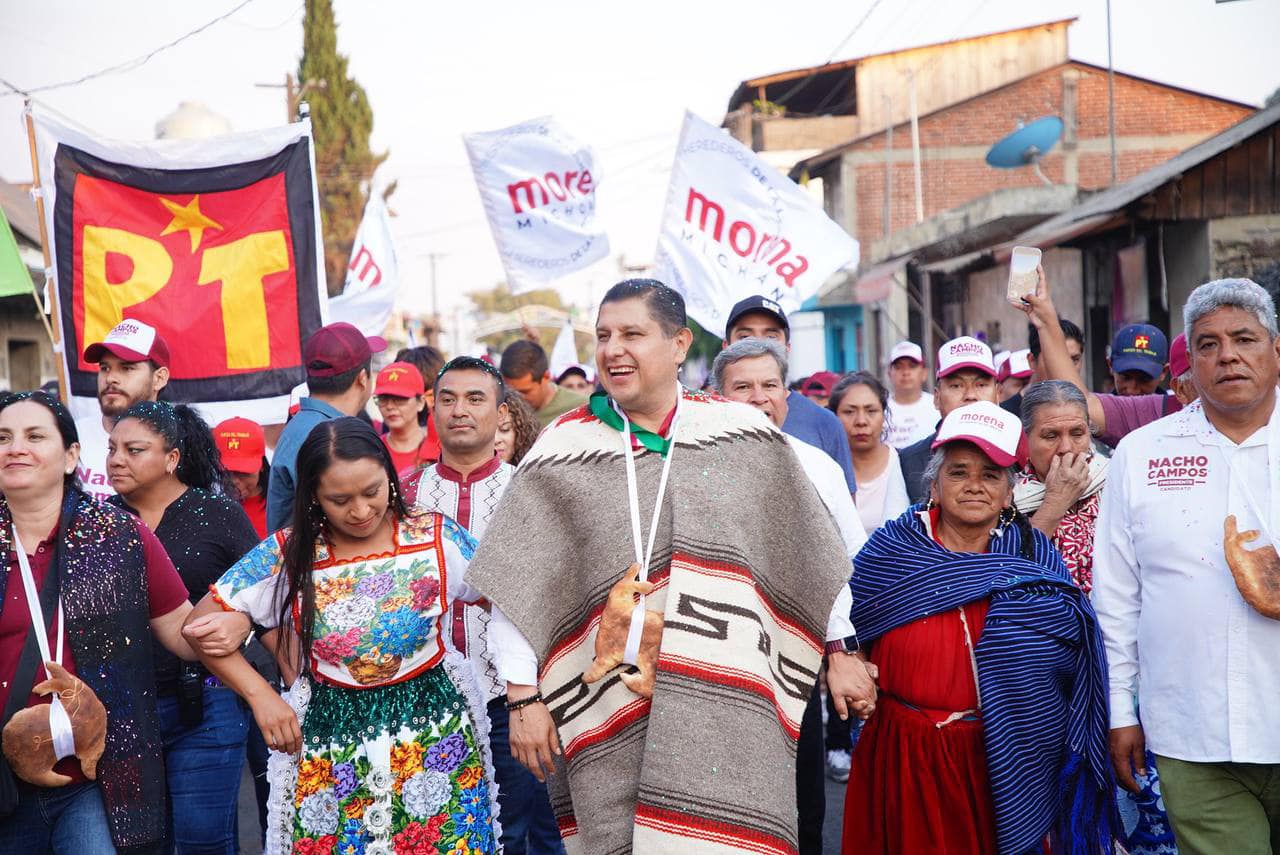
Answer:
[
  {"left": 0, "top": 518, "right": 188, "bottom": 782},
  {"left": 1097, "top": 392, "right": 1184, "bottom": 448}
]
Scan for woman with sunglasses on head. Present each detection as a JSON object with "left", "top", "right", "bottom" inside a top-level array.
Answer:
[
  {"left": 0, "top": 392, "right": 211, "bottom": 854},
  {"left": 183, "top": 417, "right": 510, "bottom": 854},
  {"left": 107, "top": 401, "right": 261, "bottom": 854}
]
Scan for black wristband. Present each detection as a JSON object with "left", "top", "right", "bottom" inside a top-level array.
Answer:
[{"left": 505, "top": 691, "right": 543, "bottom": 711}]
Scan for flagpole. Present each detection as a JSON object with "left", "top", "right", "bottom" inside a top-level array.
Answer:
[{"left": 23, "top": 101, "right": 70, "bottom": 403}]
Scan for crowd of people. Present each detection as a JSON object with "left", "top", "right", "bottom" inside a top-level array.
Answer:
[{"left": 0, "top": 269, "right": 1276, "bottom": 855}]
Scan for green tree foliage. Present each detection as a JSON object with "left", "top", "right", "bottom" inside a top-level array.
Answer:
[
  {"left": 300, "top": 0, "right": 387, "bottom": 296},
  {"left": 468, "top": 283, "right": 565, "bottom": 316}
]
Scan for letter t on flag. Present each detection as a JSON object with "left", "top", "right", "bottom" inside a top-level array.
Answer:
[{"left": 654, "top": 112, "right": 859, "bottom": 337}]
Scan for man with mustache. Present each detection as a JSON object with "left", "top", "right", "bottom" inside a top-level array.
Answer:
[
  {"left": 75, "top": 319, "right": 171, "bottom": 500},
  {"left": 408, "top": 356, "right": 564, "bottom": 855},
  {"left": 1094, "top": 278, "right": 1280, "bottom": 853}
]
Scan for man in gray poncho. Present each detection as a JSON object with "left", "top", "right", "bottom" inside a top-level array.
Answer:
[{"left": 477, "top": 279, "right": 873, "bottom": 855}]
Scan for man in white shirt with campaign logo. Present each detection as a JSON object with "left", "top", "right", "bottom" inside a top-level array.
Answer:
[
  {"left": 1094, "top": 278, "right": 1280, "bottom": 853},
  {"left": 73, "top": 319, "right": 171, "bottom": 501},
  {"left": 884, "top": 341, "right": 935, "bottom": 449}
]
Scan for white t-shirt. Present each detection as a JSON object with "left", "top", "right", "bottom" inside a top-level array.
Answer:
[
  {"left": 886, "top": 391, "right": 936, "bottom": 449},
  {"left": 73, "top": 415, "right": 116, "bottom": 501},
  {"left": 853, "top": 446, "right": 910, "bottom": 533}
]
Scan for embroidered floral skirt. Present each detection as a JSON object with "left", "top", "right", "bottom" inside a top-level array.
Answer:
[{"left": 287, "top": 667, "right": 498, "bottom": 855}]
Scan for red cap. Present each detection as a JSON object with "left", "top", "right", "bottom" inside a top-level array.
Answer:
[
  {"left": 803, "top": 371, "right": 840, "bottom": 396},
  {"left": 83, "top": 319, "right": 171, "bottom": 367},
  {"left": 303, "top": 322, "right": 386, "bottom": 377},
  {"left": 213, "top": 417, "right": 266, "bottom": 474},
  {"left": 931, "top": 401, "right": 1022, "bottom": 467},
  {"left": 375, "top": 362, "right": 425, "bottom": 398},
  {"left": 1169, "top": 333, "right": 1189, "bottom": 379}
]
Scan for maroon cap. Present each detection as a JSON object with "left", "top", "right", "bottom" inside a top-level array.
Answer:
[
  {"left": 1169, "top": 333, "right": 1189, "bottom": 379},
  {"left": 303, "top": 322, "right": 386, "bottom": 377},
  {"left": 803, "top": 371, "right": 840, "bottom": 396},
  {"left": 83, "top": 319, "right": 171, "bottom": 368}
]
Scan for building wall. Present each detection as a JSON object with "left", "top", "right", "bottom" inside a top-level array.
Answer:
[
  {"left": 831, "top": 63, "right": 1253, "bottom": 259},
  {"left": 961, "top": 247, "right": 1084, "bottom": 353},
  {"left": 0, "top": 302, "right": 57, "bottom": 392},
  {"left": 1208, "top": 214, "right": 1280, "bottom": 285}
]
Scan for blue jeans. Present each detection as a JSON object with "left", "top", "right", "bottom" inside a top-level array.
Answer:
[
  {"left": 156, "top": 685, "right": 249, "bottom": 854},
  {"left": 487, "top": 697, "right": 565, "bottom": 855},
  {"left": 0, "top": 780, "right": 116, "bottom": 853}
]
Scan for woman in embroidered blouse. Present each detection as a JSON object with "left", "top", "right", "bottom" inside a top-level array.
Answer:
[{"left": 183, "top": 417, "right": 504, "bottom": 854}]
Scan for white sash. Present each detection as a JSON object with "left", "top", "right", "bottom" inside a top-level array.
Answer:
[
  {"left": 12, "top": 527, "right": 75, "bottom": 761},
  {"left": 614, "top": 385, "right": 683, "bottom": 666}
]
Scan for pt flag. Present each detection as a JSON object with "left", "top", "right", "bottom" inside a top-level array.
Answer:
[
  {"left": 329, "top": 195, "right": 398, "bottom": 338},
  {"left": 32, "top": 110, "right": 326, "bottom": 424},
  {"left": 464, "top": 116, "right": 609, "bottom": 291},
  {"left": 655, "top": 112, "right": 859, "bottom": 337}
]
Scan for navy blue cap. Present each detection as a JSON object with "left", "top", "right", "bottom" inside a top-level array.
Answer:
[
  {"left": 1110, "top": 324, "right": 1168, "bottom": 378},
  {"left": 725, "top": 295, "right": 789, "bottom": 338}
]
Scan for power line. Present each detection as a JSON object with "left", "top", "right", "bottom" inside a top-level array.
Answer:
[
  {"left": 773, "top": 0, "right": 885, "bottom": 108},
  {"left": 1, "top": 0, "right": 257, "bottom": 98}
]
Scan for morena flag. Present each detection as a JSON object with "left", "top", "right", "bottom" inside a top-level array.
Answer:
[{"left": 32, "top": 110, "right": 326, "bottom": 425}]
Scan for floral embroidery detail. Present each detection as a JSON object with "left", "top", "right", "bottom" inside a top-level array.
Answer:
[
  {"left": 409, "top": 578, "right": 440, "bottom": 612},
  {"left": 314, "top": 629, "right": 363, "bottom": 665},
  {"left": 336, "top": 817, "right": 369, "bottom": 855},
  {"left": 295, "top": 757, "right": 335, "bottom": 804},
  {"left": 218, "top": 536, "right": 284, "bottom": 596},
  {"left": 324, "top": 594, "right": 377, "bottom": 631},
  {"left": 424, "top": 733, "right": 467, "bottom": 772},
  {"left": 343, "top": 796, "right": 372, "bottom": 820},
  {"left": 292, "top": 834, "right": 337, "bottom": 855},
  {"left": 392, "top": 818, "right": 443, "bottom": 853},
  {"left": 298, "top": 790, "right": 341, "bottom": 836},
  {"left": 401, "top": 770, "right": 451, "bottom": 818},
  {"left": 356, "top": 571, "right": 395, "bottom": 599},
  {"left": 316, "top": 576, "right": 357, "bottom": 610},
  {"left": 455, "top": 765, "right": 482, "bottom": 789},
  {"left": 390, "top": 741, "right": 425, "bottom": 788},
  {"left": 440, "top": 515, "right": 477, "bottom": 560},
  {"left": 332, "top": 761, "right": 358, "bottom": 800},
  {"left": 370, "top": 608, "right": 431, "bottom": 658},
  {"left": 380, "top": 595, "right": 412, "bottom": 612}
]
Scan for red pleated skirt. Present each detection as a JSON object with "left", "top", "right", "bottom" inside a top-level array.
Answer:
[{"left": 841, "top": 600, "right": 998, "bottom": 855}]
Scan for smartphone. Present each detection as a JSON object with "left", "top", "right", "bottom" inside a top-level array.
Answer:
[{"left": 1006, "top": 246, "right": 1041, "bottom": 305}]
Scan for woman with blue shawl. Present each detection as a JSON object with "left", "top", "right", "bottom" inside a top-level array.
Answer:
[{"left": 841, "top": 401, "right": 1116, "bottom": 855}]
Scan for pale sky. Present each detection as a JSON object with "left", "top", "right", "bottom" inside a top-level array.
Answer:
[{"left": 2, "top": 0, "right": 1276, "bottom": 349}]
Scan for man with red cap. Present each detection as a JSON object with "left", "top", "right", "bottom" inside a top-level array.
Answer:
[
  {"left": 75, "top": 318, "right": 172, "bottom": 500},
  {"left": 266, "top": 321, "right": 386, "bottom": 531},
  {"left": 898, "top": 335, "right": 1000, "bottom": 505}
]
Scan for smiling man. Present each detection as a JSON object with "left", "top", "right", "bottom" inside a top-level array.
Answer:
[
  {"left": 1094, "top": 278, "right": 1280, "bottom": 853},
  {"left": 75, "top": 319, "right": 172, "bottom": 500},
  {"left": 468, "top": 279, "right": 865, "bottom": 854}
]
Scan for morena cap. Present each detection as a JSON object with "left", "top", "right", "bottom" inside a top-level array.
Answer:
[
  {"left": 375, "top": 362, "right": 426, "bottom": 398},
  {"left": 936, "top": 336, "right": 996, "bottom": 378},
  {"left": 83, "top": 319, "right": 171, "bottom": 368},
  {"left": 1110, "top": 323, "right": 1168, "bottom": 379},
  {"left": 725, "top": 295, "right": 789, "bottom": 337},
  {"left": 888, "top": 341, "right": 924, "bottom": 364},
  {"left": 303, "top": 322, "right": 387, "bottom": 377},
  {"left": 997, "top": 349, "right": 1032, "bottom": 382},
  {"left": 1168, "top": 332, "right": 1189, "bottom": 379},
  {"left": 213, "top": 417, "right": 265, "bottom": 474},
  {"left": 932, "top": 400, "right": 1022, "bottom": 467},
  {"left": 803, "top": 370, "right": 840, "bottom": 396}
]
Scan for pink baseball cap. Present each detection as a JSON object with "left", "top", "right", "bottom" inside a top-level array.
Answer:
[
  {"left": 1169, "top": 333, "right": 1189, "bottom": 379},
  {"left": 936, "top": 336, "right": 996, "bottom": 378},
  {"left": 997, "top": 349, "right": 1032, "bottom": 382},
  {"left": 83, "top": 319, "right": 171, "bottom": 367},
  {"left": 888, "top": 341, "right": 924, "bottom": 364},
  {"left": 932, "top": 401, "right": 1022, "bottom": 467}
]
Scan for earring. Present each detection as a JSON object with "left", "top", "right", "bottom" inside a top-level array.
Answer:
[
  {"left": 989, "top": 506, "right": 1014, "bottom": 539},
  {"left": 924, "top": 497, "right": 937, "bottom": 511}
]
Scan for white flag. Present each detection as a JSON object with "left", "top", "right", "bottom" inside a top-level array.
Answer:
[
  {"left": 464, "top": 116, "right": 609, "bottom": 291},
  {"left": 329, "top": 195, "right": 399, "bottom": 338},
  {"left": 655, "top": 112, "right": 859, "bottom": 337},
  {"left": 549, "top": 317, "right": 579, "bottom": 380}
]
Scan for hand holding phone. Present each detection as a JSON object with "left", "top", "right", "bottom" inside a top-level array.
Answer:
[{"left": 1007, "top": 246, "right": 1042, "bottom": 306}]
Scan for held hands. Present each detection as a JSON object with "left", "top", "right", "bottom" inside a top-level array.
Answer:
[
  {"left": 1109, "top": 724, "right": 1147, "bottom": 794},
  {"left": 182, "top": 611, "right": 253, "bottom": 657},
  {"left": 826, "top": 652, "right": 879, "bottom": 721},
  {"left": 506, "top": 685, "right": 562, "bottom": 783}
]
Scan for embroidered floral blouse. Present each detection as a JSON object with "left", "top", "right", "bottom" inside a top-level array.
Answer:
[{"left": 214, "top": 511, "right": 489, "bottom": 690}]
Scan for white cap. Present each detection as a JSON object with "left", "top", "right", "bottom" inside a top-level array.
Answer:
[
  {"left": 936, "top": 336, "right": 996, "bottom": 378},
  {"left": 993, "top": 350, "right": 1012, "bottom": 371},
  {"left": 932, "top": 401, "right": 1022, "bottom": 467},
  {"left": 1007, "top": 349, "right": 1032, "bottom": 379},
  {"left": 888, "top": 341, "right": 924, "bottom": 364}
]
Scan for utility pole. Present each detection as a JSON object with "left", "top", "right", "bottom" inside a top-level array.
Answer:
[
  {"left": 1106, "top": 0, "right": 1118, "bottom": 185},
  {"left": 907, "top": 69, "right": 924, "bottom": 224},
  {"left": 255, "top": 73, "right": 327, "bottom": 122},
  {"left": 883, "top": 94, "right": 893, "bottom": 239},
  {"left": 427, "top": 252, "right": 445, "bottom": 348}
]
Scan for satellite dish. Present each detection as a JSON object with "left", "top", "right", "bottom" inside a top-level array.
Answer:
[{"left": 985, "top": 116, "right": 1064, "bottom": 185}]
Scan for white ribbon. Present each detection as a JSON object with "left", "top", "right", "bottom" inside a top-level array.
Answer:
[
  {"left": 13, "top": 527, "right": 75, "bottom": 761},
  {"left": 614, "top": 384, "right": 683, "bottom": 666}
]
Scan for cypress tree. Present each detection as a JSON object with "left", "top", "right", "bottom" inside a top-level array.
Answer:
[{"left": 299, "top": 0, "right": 388, "bottom": 296}]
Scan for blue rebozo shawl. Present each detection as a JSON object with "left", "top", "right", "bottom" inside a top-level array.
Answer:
[{"left": 851, "top": 507, "right": 1117, "bottom": 855}]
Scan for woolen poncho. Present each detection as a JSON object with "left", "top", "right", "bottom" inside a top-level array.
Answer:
[{"left": 466, "top": 388, "right": 851, "bottom": 855}]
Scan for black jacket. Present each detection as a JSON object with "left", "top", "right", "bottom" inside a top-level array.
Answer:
[{"left": 900, "top": 431, "right": 937, "bottom": 506}]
